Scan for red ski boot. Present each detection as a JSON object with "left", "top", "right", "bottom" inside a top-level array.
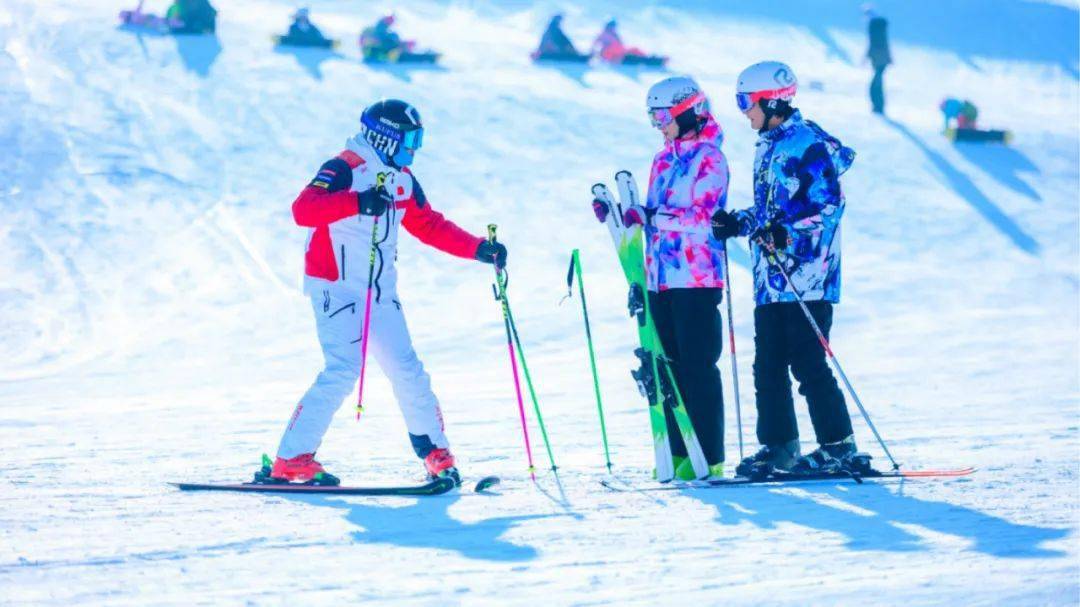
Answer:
[
  {"left": 424, "top": 448, "right": 461, "bottom": 486},
  {"left": 259, "top": 453, "right": 340, "bottom": 486}
]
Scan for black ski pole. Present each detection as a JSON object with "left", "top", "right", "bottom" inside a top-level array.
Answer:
[
  {"left": 720, "top": 243, "right": 745, "bottom": 461},
  {"left": 757, "top": 238, "right": 900, "bottom": 471}
]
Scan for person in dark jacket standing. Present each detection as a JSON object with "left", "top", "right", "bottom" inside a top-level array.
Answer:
[{"left": 865, "top": 5, "right": 892, "bottom": 114}]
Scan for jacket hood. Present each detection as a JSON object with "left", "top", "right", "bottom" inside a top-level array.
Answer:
[
  {"left": 665, "top": 113, "right": 724, "bottom": 156},
  {"left": 762, "top": 110, "right": 854, "bottom": 176}
]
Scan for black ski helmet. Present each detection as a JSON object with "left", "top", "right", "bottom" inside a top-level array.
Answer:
[{"left": 359, "top": 99, "right": 424, "bottom": 169}]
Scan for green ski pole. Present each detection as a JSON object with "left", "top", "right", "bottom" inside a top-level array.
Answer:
[
  {"left": 566, "top": 249, "right": 612, "bottom": 472},
  {"left": 488, "top": 225, "right": 558, "bottom": 474}
]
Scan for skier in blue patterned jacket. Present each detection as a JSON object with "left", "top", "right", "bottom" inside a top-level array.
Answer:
[{"left": 711, "top": 61, "right": 860, "bottom": 477}]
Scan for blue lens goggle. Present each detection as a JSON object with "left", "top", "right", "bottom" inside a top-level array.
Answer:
[
  {"left": 401, "top": 127, "right": 423, "bottom": 151},
  {"left": 735, "top": 92, "right": 755, "bottom": 112}
]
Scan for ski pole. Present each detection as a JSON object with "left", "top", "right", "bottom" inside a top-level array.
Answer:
[
  {"left": 567, "top": 249, "right": 612, "bottom": 472},
  {"left": 487, "top": 224, "right": 537, "bottom": 480},
  {"left": 505, "top": 300, "right": 558, "bottom": 474},
  {"left": 757, "top": 238, "right": 900, "bottom": 470},
  {"left": 720, "top": 243, "right": 745, "bottom": 461},
  {"left": 355, "top": 215, "right": 382, "bottom": 420}
]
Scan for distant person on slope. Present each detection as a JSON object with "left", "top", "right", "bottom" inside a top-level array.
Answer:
[
  {"left": 711, "top": 61, "right": 860, "bottom": 477},
  {"left": 591, "top": 19, "right": 646, "bottom": 63},
  {"left": 864, "top": 4, "right": 892, "bottom": 114},
  {"left": 166, "top": 0, "right": 217, "bottom": 34},
  {"left": 594, "top": 76, "right": 730, "bottom": 480},
  {"left": 535, "top": 14, "right": 582, "bottom": 58},
  {"left": 261, "top": 99, "right": 507, "bottom": 486},
  {"left": 282, "top": 7, "right": 331, "bottom": 47},
  {"left": 360, "top": 14, "right": 411, "bottom": 60}
]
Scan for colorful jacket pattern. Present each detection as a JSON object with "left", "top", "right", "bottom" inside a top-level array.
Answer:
[
  {"left": 732, "top": 111, "right": 855, "bottom": 306},
  {"left": 644, "top": 116, "right": 730, "bottom": 292}
]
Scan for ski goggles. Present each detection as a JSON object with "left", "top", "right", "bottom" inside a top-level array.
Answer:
[
  {"left": 648, "top": 92, "right": 706, "bottom": 129},
  {"left": 735, "top": 84, "right": 797, "bottom": 113},
  {"left": 401, "top": 127, "right": 424, "bottom": 150}
]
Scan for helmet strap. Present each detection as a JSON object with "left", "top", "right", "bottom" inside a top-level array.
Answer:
[{"left": 758, "top": 98, "right": 794, "bottom": 134}]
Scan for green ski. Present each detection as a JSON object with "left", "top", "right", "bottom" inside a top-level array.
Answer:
[{"left": 592, "top": 170, "right": 709, "bottom": 481}]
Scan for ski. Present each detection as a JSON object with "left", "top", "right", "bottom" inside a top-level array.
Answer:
[
  {"left": 173, "top": 474, "right": 502, "bottom": 496},
  {"left": 474, "top": 475, "right": 501, "bottom": 492},
  {"left": 172, "top": 477, "right": 457, "bottom": 496},
  {"left": 600, "top": 467, "right": 975, "bottom": 492},
  {"left": 593, "top": 172, "right": 709, "bottom": 481}
]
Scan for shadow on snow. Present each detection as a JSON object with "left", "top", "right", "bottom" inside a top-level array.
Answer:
[
  {"left": 273, "top": 45, "right": 343, "bottom": 81},
  {"left": 953, "top": 142, "right": 1042, "bottom": 203},
  {"left": 280, "top": 491, "right": 564, "bottom": 562},
  {"left": 884, "top": 118, "right": 1040, "bottom": 255},
  {"left": 689, "top": 480, "right": 1068, "bottom": 558}
]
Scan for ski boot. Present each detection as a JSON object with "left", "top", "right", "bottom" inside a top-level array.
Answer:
[
  {"left": 652, "top": 456, "right": 686, "bottom": 480},
  {"left": 674, "top": 458, "right": 725, "bottom": 480},
  {"left": 424, "top": 448, "right": 461, "bottom": 487},
  {"left": 735, "top": 440, "right": 801, "bottom": 479},
  {"left": 789, "top": 435, "right": 859, "bottom": 476},
  {"left": 255, "top": 453, "right": 340, "bottom": 486}
]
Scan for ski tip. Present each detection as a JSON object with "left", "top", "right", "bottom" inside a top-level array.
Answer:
[
  {"left": 614, "top": 169, "right": 632, "bottom": 179},
  {"left": 474, "top": 475, "right": 501, "bottom": 493}
]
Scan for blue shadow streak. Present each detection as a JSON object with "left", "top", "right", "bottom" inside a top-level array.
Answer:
[
  {"left": 280, "top": 492, "right": 565, "bottom": 563},
  {"left": 690, "top": 479, "right": 1068, "bottom": 558},
  {"left": 885, "top": 118, "right": 1040, "bottom": 255}
]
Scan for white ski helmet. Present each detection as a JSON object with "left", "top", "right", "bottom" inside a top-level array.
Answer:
[
  {"left": 646, "top": 75, "right": 709, "bottom": 135},
  {"left": 735, "top": 61, "right": 798, "bottom": 113}
]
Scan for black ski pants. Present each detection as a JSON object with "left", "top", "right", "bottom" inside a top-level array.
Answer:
[
  {"left": 870, "top": 64, "right": 887, "bottom": 113},
  {"left": 753, "top": 301, "right": 853, "bottom": 446},
  {"left": 649, "top": 288, "right": 725, "bottom": 464}
]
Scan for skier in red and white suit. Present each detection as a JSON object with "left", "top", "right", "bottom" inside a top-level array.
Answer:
[{"left": 268, "top": 99, "right": 506, "bottom": 486}]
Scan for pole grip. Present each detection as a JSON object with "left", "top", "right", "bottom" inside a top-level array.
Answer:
[{"left": 487, "top": 224, "right": 498, "bottom": 243}]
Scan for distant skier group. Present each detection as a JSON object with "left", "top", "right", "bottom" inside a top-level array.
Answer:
[
  {"left": 119, "top": 5, "right": 671, "bottom": 67},
  {"left": 534, "top": 14, "right": 667, "bottom": 66}
]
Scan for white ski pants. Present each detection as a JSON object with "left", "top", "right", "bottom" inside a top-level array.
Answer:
[{"left": 277, "top": 289, "right": 448, "bottom": 459}]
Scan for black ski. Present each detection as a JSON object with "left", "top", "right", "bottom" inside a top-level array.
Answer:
[
  {"left": 600, "top": 467, "right": 975, "bottom": 492},
  {"left": 173, "top": 477, "right": 456, "bottom": 496},
  {"left": 173, "top": 474, "right": 502, "bottom": 496},
  {"left": 474, "top": 475, "right": 501, "bottom": 492}
]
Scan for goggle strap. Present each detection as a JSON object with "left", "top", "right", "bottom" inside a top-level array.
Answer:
[{"left": 669, "top": 92, "right": 705, "bottom": 119}]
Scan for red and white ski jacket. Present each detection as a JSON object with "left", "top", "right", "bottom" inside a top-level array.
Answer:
[{"left": 292, "top": 137, "right": 484, "bottom": 298}]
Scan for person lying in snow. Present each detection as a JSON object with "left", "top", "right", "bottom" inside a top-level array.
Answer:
[
  {"left": 165, "top": 0, "right": 217, "bottom": 34},
  {"left": 279, "top": 7, "right": 332, "bottom": 47}
]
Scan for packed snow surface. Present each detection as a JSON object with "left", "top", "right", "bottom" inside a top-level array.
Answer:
[{"left": 1, "top": 0, "right": 1077, "bottom": 605}]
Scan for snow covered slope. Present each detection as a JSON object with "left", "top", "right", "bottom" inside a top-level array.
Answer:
[{"left": 1, "top": 0, "right": 1077, "bottom": 604}]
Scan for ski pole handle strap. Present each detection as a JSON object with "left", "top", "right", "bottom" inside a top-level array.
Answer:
[{"left": 566, "top": 250, "right": 578, "bottom": 290}]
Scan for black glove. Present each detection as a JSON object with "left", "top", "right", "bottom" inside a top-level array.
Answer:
[
  {"left": 711, "top": 209, "right": 740, "bottom": 240},
  {"left": 476, "top": 240, "right": 508, "bottom": 269},
  {"left": 751, "top": 222, "right": 790, "bottom": 252},
  {"left": 357, "top": 186, "right": 392, "bottom": 216}
]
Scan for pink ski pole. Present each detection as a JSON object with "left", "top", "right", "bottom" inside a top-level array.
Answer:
[
  {"left": 488, "top": 224, "right": 536, "bottom": 480},
  {"left": 356, "top": 214, "right": 380, "bottom": 420}
]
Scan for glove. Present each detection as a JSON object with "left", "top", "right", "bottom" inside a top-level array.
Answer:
[
  {"left": 711, "top": 209, "right": 740, "bottom": 240},
  {"left": 592, "top": 198, "right": 610, "bottom": 223},
  {"left": 475, "top": 240, "right": 508, "bottom": 270},
  {"left": 751, "top": 222, "right": 790, "bottom": 252},
  {"left": 622, "top": 205, "right": 653, "bottom": 227},
  {"left": 357, "top": 186, "right": 392, "bottom": 216}
]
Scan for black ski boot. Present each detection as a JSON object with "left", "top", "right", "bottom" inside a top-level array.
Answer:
[
  {"left": 790, "top": 435, "right": 861, "bottom": 476},
  {"left": 735, "top": 440, "right": 801, "bottom": 479}
]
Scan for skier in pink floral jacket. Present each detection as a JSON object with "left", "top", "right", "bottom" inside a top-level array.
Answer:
[{"left": 633, "top": 76, "right": 730, "bottom": 477}]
